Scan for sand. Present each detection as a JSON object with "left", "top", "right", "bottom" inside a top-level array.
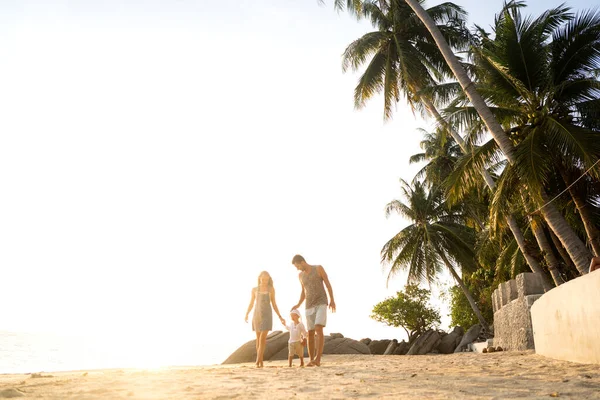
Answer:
[{"left": 1, "top": 351, "right": 599, "bottom": 399}]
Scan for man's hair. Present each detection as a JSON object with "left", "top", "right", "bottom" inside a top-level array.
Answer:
[{"left": 291, "top": 254, "right": 305, "bottom": 264}]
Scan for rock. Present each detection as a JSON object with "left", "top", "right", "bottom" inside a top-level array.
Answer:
[
  {"left": 383, "top": 339, "right": 398, "bottom": 355},
  {"left": 360, "top": 338, "right": 372, "bottom": 346},
  {"left": 487, "top": 347, "right": 496, "bottom": 353},
  {"left": 368, "top": 339, "right": 391, "bottom": 355},
  {"left": 393, "top": 340, "right": 410, "bottom": 355},
  {"left": 454, "top": 324, "right": 482, "bottom": 353},
  {"left": 407, "top": 330, "right": 442, "bottom": 355},
  {"left": 438, "top": 326, "right": 465, "bottom": 354},
  {"left": 223, "top": 332, "right": 370, "bottom": 364},
  {"left": 323, "top": 337, "right": 371, "bottom": 355},
  {"left": 483, "top": 348, "right": 488, "bottom": 353},
  {"left": 495, "top": 346, "right": 503, "bottom": 352},
  {"left": 222, "top": 331, "right": 289, "bottom": 364}
]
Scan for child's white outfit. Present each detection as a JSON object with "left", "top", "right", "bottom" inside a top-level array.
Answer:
[{"left": 286, "top": 321, "right": 308, "bottom": 357}]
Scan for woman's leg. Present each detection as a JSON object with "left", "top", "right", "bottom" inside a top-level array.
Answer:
[
  {"left": 255, "top": 331, "right": 261, "bottom": 366},
  {"left": 257, "top": 331, "right": 269, "bottom": 367}
]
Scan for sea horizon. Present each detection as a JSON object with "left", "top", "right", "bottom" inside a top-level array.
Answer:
[{"left": 0, "top": 330, "right": 235, "bottom": 374}]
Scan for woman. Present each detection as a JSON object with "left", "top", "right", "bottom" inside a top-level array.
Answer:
[{"left": 245, "top": 271, "right": 286, "bottom": 367}]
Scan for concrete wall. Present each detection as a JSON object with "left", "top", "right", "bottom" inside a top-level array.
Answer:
[
  {"left": 492, "top": 273, "right": 546, "bottom": 350},
  {"left": 531, "top": 271, "right": 600, "bottom": 364}
]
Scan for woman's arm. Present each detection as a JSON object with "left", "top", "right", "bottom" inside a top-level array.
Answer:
[
  {"left": 270, "top": 287, "right": 286, "bottom": 326},
  {"left": 245, "top": 288, "right": 256, "bottom": 322}
]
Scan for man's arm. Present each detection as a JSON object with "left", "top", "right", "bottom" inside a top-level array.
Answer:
[
  {"left": 317, "top": 265, "right": 336, "bottom": 312},
  {"left": 291, "top": 274, "right": 306, "bottom": 311}
]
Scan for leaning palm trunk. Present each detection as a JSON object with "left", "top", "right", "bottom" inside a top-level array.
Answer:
[
  {"left": 564, "top": 184, "right": 600, "bottom": 257},
  {"left": 549, "top": 230, "right": 579, "bottom": 279},
  {"left": 434, "top": 243, "right": 489, "bottom": 330},
  {"left": 568, "top": 191, "right": 600, "bottom": 257},
  {"left": 403, "top": 0, "right": 516, "bottom": 164},
  {"left": 422, "top": 96, "right": 552, "bottom": 285},
  {"left": 539, "top": 192, "right": 592, "bottom": 275},
  {"left": 529, "top": 217, "right": 565, "bottom": 286}
]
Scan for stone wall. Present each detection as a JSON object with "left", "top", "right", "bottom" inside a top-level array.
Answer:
[
  {"left": 531, "top": 271, "right": 600, "bottom": 364},
  {"left": 492, "top": 273, "right": 546, "bottom": 351}
]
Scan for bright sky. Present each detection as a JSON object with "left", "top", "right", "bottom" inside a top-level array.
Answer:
[{"left": 0, "top": 0, "right": 590, "bottom": 367}]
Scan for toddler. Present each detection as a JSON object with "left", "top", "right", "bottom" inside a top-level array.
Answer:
[{"left": 286, "top": 309, "right": 308, "bottom": 367}]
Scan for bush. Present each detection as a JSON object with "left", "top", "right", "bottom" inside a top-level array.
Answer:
[{"left": 371, "top": 284, "right": 440, "bottom": 343}]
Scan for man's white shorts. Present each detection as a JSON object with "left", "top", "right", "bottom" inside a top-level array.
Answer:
[{"left": 305, "top": 304, "right": 327, "bottom": 331}]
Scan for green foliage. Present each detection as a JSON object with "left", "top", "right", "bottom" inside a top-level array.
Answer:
[
  {"left": 371, "top": 284, "right": 440, "bottom": 343},
  {"left": 446, "top": 268, "right": 494, "bottom": 329}
]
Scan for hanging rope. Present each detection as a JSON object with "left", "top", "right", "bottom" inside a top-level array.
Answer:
[{"left": 529, "top": 158, "right": 600, "bottom": 215}]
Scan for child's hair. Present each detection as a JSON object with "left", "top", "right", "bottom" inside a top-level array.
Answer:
[
  {"left": 290, "top": 309, "right": 302, "bottom": 319},
  {"left": 257, "top": 271, "right": 273, "bottom": 288}
]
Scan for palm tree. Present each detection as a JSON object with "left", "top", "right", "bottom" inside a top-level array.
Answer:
[
  {"left": 381, "top": 179, "right": 490, "bottom": 329},
  {"left": 448, "top": 3, "right": 600, "bottom": 274},
  {"left": 342, "top": 0, "right": 558, "bottom": 284}
]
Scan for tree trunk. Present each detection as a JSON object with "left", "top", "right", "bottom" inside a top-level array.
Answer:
[
  {"left": 529, "top": 217, "right": 564, "bottom": 287},
  {"left": 548, "top": 230, "right": 578, "bottom": 280},
  {"left": 505, "top": 214, "right": 551, "bottom": 286},
  {"left": 403, "top": 0, "right": 516, "bottom": 164},
  {"left": 538, "top": 192, "right": 592, "bottom": 275},
  {"left": 434, "top": 244, "right": 490, "bottom": 330},
  {"left": 559, "top": 173, "right": 600, "bottom": 257}
]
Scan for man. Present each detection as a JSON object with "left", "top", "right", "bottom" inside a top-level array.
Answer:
[
  {"left": 290, "top": 254, "right": 335, "bottom": 367},
  {"left": 590, "top": 256, "right": 600, "bottom": 273}
]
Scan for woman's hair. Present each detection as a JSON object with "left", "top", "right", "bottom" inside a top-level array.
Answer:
[{"left": 257, "top": 271, "right": 273, "bottom": 288}]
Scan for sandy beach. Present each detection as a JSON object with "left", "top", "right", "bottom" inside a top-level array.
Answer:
[{"left": 1, "top": 351, "right": 599, "bottom": 399}]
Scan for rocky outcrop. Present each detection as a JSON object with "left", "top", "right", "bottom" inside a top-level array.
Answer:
[
  {"left": 393, "top": 340, "right": 410, "bottom": 355},
  {"left": 438, "top": 326, "right": 464, "bottom": 354},
  {"left": 368, "top": 339, "right": 391, "bottom": 355},
  {"left": 406, "top": 330, "right": 442, "bottom": 355},
  {"left": 454, "top": 324, "right": 482, "bottom": 353},
  {"left": 222, "top": 332, "right": 370, "bottom": 364},
  {"left": 383, "top": 339, "right": 398, "bottom": 355}
]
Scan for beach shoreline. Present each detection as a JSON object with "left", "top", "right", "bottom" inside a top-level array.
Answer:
[{"left": 1, "top": 351, "right": 599, "bottom": 399}]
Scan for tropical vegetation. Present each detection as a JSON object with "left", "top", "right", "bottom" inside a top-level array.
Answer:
[
  {"left": 335, "top": 0, "right": 600, "bottom": 329},
  {"left": 371, "top": 284, "right": 441, "bottom": 344}
]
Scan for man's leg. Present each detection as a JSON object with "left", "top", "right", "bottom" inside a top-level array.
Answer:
[
  {"left": 313, "top": 324, "right": 325, "bottom": 366},
  {"left": 307, "top": 330, "right": 316, "bottom": 362}
]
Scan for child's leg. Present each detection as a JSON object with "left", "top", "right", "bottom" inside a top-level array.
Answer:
[
  {"left": 299, "top": 353, "right": 304, "bottom": 366},
  {"left": 288, "top": 355, "right": 293, "bottom": 367}
]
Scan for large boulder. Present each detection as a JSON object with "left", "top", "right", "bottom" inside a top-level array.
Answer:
[
  {"left": 383, "top": 339, "right": 398, "bottom": 355},
  {"left": 223, "top": 332, "right": 370, "bottom": 364},
  {"left": 406, "top": 330, "right": 442, "bottom": 355},
  {"left": 368, "top": 339, "right": 391, "bottom": 355},
  {"left": 360, "top": 338, "right": 372, "bottom": 346},
  {"left": 222, "top": 331, "right": 289, "bottom": 364},
  {"left": 438, "top": 326, "right": 465, "bottom": 354},
  {"left": 454, "top": 324, "right": 482, "bottom": 353},
  {"left": 323, "top": 337, "right": 371, "bottom": 355},
  {"left": 393, "top": 340, "right": 410, "bottom": 355}
]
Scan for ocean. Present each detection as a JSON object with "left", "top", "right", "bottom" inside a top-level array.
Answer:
[{"left": 0, "top": 331, "right": 233, "bottom": 374}]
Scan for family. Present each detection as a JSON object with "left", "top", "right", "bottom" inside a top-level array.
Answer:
[{"left": 244, "top": 254, "right": 336, "bottom": 368}]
